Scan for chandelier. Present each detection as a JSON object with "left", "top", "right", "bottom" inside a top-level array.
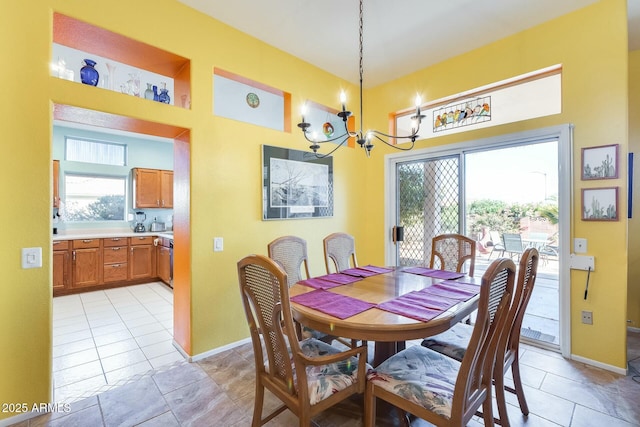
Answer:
[{"left": 297, "top": 0, "right": 424, "bottom": 157}]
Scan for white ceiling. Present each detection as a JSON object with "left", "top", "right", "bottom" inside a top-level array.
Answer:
[{"left": 179, "top": 0, "right": 640, "bottom": 88}]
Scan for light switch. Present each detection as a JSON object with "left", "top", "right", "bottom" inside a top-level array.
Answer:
[
  {"left": 213, "top": 237, "right": 224, "bottom": 252},
  {"left": 574, "top": 238, "right": 587, "bottom": 253},
  {"left": 22, "top": 247, "right": 42, "bottom": 269}
]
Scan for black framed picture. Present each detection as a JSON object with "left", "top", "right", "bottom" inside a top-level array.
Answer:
[{"left": 262, "top": 144, "right": 333, "bottom": 220}]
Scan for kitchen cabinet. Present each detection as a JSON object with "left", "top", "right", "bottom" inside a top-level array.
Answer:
[
  {"left": 72, "top": 239, "right": 102, "bottom": 288},
  {"left": 53, "top": 240, "right": 70, "bottom": 291},
  {"left": 103, "top": 237, "right": 128, "bottom": 283},
  {"left": 53, "top": 160, "right": 60, "bottom": 208},
  {"left": 129, "top": 236, "right": 156, "bottom": 280},
  {"left": 133, "top": 168, "right": 174, "bottom": 208}
]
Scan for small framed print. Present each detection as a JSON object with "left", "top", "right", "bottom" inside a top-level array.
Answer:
[
  {"left": 581, "top": 144, "right": 618, "bottom": 180},
  {"left": 582, "top": 187, "right": 618, "bottom": 221}
]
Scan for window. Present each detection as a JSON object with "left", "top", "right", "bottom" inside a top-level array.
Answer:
[
  {"left": 66, "top": 137, "right": 127, "bottom": 166},
  {"left": 64, "top": 174, "right": 126, "bottom": 221}
]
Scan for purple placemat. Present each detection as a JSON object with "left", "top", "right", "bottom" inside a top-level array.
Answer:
[
  {"left": 377, "top": 299, "right": 443, "bottom": 322},
  {"left": 399, "top": 291, "right": 459, "bottom": 311},
  {"left": 438, "top": 280, "right": 481, "bottom": 293},
  {"left": 402, "top": 267, "right": 465, "bottom": 280},
  {"left": 445, "top": 277, "right": 480, "bottom": 286},
  {"left": 297, "top": 277, "right": 345, "bottom": 290},
  {"left": 421, "top": 282, "right": 478, "bottom": 301},
  {"left": 359, "top": 265, "right": 395, "bottom": 274},
  {"left": 316, "top": 273, "right": 362, "bottom": 285},
  {"left": 291, "top": 290, "right": 375, "bottom": 319},
  {"left": 341, "top": 267, "right": 379, "bottom": 278}
]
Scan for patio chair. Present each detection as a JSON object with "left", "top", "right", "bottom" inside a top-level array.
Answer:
[
  {"left": 430, "top": 233, "right": 476, "bottom": 277},
  {"left": 238, "top": 254, "right": 368, "bottom": 426},
  {"left": 421, "top": 248, "right": 539, "bottom": 426},
  {"left": 500, "top": 233, "right": 526, "bottom": 261},
  {"left": 488, "top": 230, "right": 505, "bottom": 259},
  {"left": 364, "top": 257, "right": 516, "bottom": 427},
  {"left": 323, "top": 232, "right": 358, "bottom": 273}
]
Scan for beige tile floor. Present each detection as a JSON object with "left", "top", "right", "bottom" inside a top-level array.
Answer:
[
  {"left": 51, "top": 282, "right": 184, "bottom": 403},
  {"left": 16, "top": 330, "right": 640, "bottom": 426}
]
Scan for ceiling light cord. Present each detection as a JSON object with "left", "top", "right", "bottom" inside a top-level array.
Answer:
[{"left": 297, "top": 0, "right": 424, "bottom": 158}]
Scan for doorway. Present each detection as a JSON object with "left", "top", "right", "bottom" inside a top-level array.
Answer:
[{"left": 386, "top": 125, "right": 571, "bottom": 355}]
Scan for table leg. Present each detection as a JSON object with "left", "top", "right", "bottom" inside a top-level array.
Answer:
[{"left": 373, "top": 341, "right": 405, "bottom": 367}]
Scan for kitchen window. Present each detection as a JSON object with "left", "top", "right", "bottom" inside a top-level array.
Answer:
[
  {"left": 64, "top": 174, "right": 126, "bottom": 221},
  {"left": 65, "top": 137, "right": 127, "bottom": 166}
]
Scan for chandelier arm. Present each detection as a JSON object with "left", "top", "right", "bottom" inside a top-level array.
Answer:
[
  {"left": 302, "top": 129, "right": 351, "bottom": 144},
  {"left": 312, "top": 137, "right": 350, "bottom": 158},
  {"left": 370, "top": 134, "right": 416, "bottom": 151}
]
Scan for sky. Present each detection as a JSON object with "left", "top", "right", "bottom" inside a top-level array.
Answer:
[{"left": 465, "top": 140, "right": 558, "bottom": 204}]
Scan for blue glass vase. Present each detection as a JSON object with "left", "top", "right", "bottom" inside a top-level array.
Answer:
[
  {"left": 80, "top": 59, "right": 99, "bottom": 86},
  {"left": 158, "top": 88, "right": 170, "bottom": 104}
]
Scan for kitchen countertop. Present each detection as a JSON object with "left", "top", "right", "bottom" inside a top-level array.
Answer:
[{"left": 53, "top": 229, "right": 174, "bottom": 241}]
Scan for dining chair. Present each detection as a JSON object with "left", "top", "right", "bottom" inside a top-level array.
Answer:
[
  {"left": 364, "top": 257, "right": 516, "bottom": 427},
  {"left": 430, "top": 233, "right": 476, "bottom": 277},
  {"left": 237, "top": 254, "right": 368, "bottom": 426},
  {"left": 267, "top": 235, "right": 341, "bottom": 345},
  {"left": 323, "top": 232, "right": 358, "bottom": 273},
  {"left": 421, "top": 248, "right": 539, "bottom": 426}
]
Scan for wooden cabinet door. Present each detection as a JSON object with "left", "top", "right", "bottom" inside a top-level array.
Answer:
[
  {"left": 157, "top": 245, "right": 171, "bottom": 284},
  {"left": 53, "top": 160, "right": 60, "bottom": 208},
  {"left": 134, "top": 168, "right": 160, "bottom": 208},
  {"left": 53, "top": 250, "right": 70, "bottom": 291},
  {"left": 130, "top": 245, "right": 155, "bottom": 280},
  {"left": 160, "top": 170, "right": 173, "bottom": 208},
  {"left": 72, "top": 248, "right": 101, "bottom": 287}
]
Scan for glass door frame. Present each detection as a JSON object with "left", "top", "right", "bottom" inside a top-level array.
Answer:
[{"left": 384, "top": 124, "right": 573, "bottom": 357}]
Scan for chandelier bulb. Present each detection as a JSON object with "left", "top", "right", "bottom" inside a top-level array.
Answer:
[{"left": 340, "top": 91, "right": 347, "bottom": 111}]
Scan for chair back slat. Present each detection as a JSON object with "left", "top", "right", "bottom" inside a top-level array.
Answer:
[
  {"left": 430, "top": 233, "right": 476, "bottom": 277},
  {"left": 324, "top": 232, "right": 358, "bottom": 273},
  {"left": 238, "top": 256, "right": 295, "bottom": 390},
  {"left": 268, "top": 235, "right": 310, "bottom": 288},
  {"left": 507, "top": 247, "right": 539, "bottom": 353},
  {"left": 454, "top": 257, "right": 515, "bottom": 419}
]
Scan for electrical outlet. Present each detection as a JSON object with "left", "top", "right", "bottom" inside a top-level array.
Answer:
[
  {"left": 21, "top": 247, "right": 42, "bottom": 269},
  {"left": 581, "top": 310, "right": 593, "bottom": 325},
  {"left": 213, "top": 237, "right": 223, "bottom": 252},
  {"left": 574, "top": 238, "right": 587, "bottom": 253}
]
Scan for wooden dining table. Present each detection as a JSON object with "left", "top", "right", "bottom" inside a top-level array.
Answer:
[{"left": 289, "top": 267, "right": 481, "bottom": 366}]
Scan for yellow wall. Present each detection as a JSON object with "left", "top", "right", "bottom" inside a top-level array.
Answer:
[
  {"left": 0, "top": 0, "right": 631, "bottom": 419},
  {"left": 361, "top": 0, "right": 629, "bottom": 368},
  {"left": 629, "top": 49, "right": 640, "bottom": 327}
]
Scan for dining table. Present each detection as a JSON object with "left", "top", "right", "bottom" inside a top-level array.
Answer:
[{"left": 289, "top": 266, "right": 481, "bottom": 367}]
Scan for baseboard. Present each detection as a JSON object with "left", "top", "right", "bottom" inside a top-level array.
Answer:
[
  {"left": 570, "top": 353, "right": 627, "bottom": 375},
  {"left": 173, "top": 337, "right": 252, "bottom": 363}
]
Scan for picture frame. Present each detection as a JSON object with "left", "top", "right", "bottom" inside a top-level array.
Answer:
[
  {"left": 262, "top": 144, "right": 333, "bottom": 220},
  {"left": 581, "top": 187, "right": 618, "bottom": 221},
  {"left": 581, "top": 144, "right": 618, "bottom": 180}
]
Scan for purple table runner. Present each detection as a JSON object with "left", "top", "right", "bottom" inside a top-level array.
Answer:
[
  {"left": 400, "top": 291, "right": 460, "bottom": 311},
  {"left": 358, "top": 265, "right": 395, "bottom": 274},
  {"left": 291, "top": 290, "right": 375, "bottom": 319},
  {"left": 341, "top": 267, "right": 380, "bottom": 278},
  {"left": 438, "top": 280, "right": 481, "bottom": 293},
  {"left": 316, "top": 273, "right": 362, "bottom": 285},
  {"left": 402, "top": 267, "right": 465, "bottom": 280},
  {"left": 421, "top": 282, "right": 477, "bottom": 300}
]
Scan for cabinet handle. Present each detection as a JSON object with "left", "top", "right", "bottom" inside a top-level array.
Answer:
[
  {"left": 53, "top": 241, "right": 60, "bottom": 246},
  {"left": 157, "top": 199, "right": 160, "bottom": 206},
  {"left": 72, "top": 251, "right": 76, "bottom": 261},
  {"left": 82, "top": 239, "right": 93, "bottom": 243},
  {"left": 161, "top": 200, "right": 165, "bottom": 207},
  {"left": 112, "top": 247, "right": 120, "bottom": 251},
  {"left": 111, "top": 264, "right": 121, "bottom": 268},
  {"left": 111, "top": 238, "right": 121, "bottom": 241},
  {"left": 137, "top": 237, "right": 146, "bottom": 240}
]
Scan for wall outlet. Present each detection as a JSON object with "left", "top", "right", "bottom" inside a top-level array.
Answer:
[
  {"left": 574, "top": 238, "right": 587, "bottom": 253},
  {"left": 581, "top": 310, "right": 593, "bottom": 325}
]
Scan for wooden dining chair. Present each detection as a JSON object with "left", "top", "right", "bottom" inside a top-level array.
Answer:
[
  {"left": 238, "top": 254, "right": 368, "bottom": 426},
  {"left": 430, "top": 233, "right": 476, "bottom": 277},
  {"left": 364, "top": 257, "right": 516, "bottom": 427},
  {"left": 323, "top": 232, "right": 358, "bottom": 273},
  {"left": 267, "top": 235, "right": 342, "bottom": 345},
  {"left": 421, "top": 248, "right": 539, "bottom": 426}
]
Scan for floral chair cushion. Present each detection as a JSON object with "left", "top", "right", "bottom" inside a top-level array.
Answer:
[
  {"left": 366, "top": 345, "right": 461, "bottom": 418},
  {"left": 421, "top": 323, "right": 473, "bottom": 362},
  {"left": 297, "top": 338, "right": 370, "bottom": 405}
]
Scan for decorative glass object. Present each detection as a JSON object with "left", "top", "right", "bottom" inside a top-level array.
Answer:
[
  {"left": 80, "top": 59, "right": 99, "bottom": 86},
  {"left": 105, "top": 63, "right": 116, "bottom": 90},
  {"left": 144, "top": 83, "right": 154, "bottom": 100},
  {"left": 158, "top": 82, "right": 170, "bottom": 104}
]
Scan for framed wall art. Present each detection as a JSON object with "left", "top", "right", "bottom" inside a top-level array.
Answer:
[
  {"left": 581, "top": 144, "right": 618, "bottom": 180},
  {"left": 262, "top": 144, "right": 333, "bottom": 220},
  {"left": 582, "top": 187, "right": 618, "bottom": 221}
]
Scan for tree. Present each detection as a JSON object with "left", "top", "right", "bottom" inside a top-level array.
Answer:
[{"left": 67, "top": 195, "right": 125, "bottom": 221}]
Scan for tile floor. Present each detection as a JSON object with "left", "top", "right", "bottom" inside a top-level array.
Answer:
[
  {"left": 51, "top": 282, "right": 184, "bottom": 403},
  {"left": 15, "top": 330, "right": 640, "bottom": 426}
]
